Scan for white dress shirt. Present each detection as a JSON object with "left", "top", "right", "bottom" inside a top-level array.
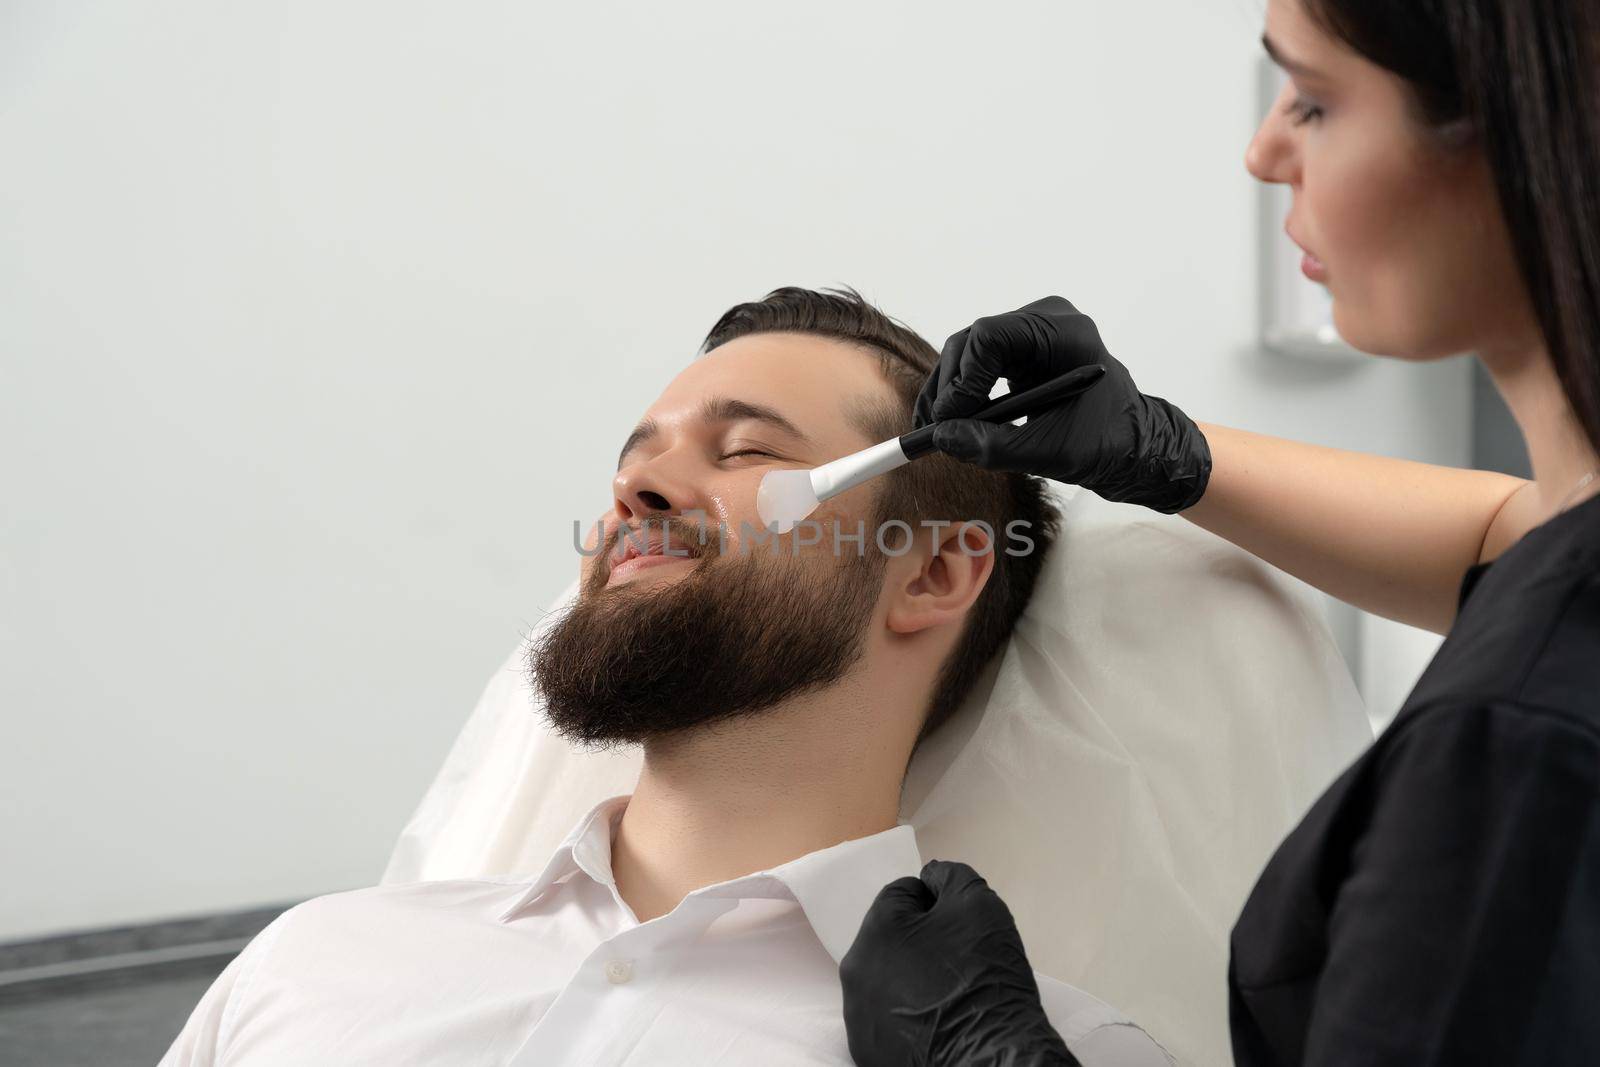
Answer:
[{"left": 162, "top": 796, "right": 1172, "bottom": 1066}]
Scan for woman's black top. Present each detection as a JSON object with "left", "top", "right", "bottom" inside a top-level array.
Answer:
[{"left": 1229, "top": 489, "right": 1600, "bottom": 1066}]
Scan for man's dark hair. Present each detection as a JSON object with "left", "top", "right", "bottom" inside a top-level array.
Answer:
[{"left": 701, "top": 286, "right": 1061, "bottom": 749}]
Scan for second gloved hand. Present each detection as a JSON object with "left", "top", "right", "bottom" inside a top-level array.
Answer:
[
  {"left": 840, "top": 860, "right": 1080, "bottom": 1067},
  {"left": 916, "top": 296, "right": 1211, "bottom": 514}
]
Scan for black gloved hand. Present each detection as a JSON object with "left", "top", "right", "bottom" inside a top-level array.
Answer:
[
  {"left": 916, "top": 296, "right": 1211, "bottom": 514},
  {"left": 840, "top": 860, "right": 1080, "bottom": 1067}
]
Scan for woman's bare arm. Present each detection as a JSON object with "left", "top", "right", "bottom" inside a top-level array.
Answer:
[{"left": 1183, "top": 424, "right": 1531, "bottom": 633}]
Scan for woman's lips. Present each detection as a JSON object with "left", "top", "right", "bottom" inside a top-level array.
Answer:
[
  {"left": 1287, "top": 225, "right": 1328, "bottom": 283},
  {"left": 607, "top": 552, "right": 693, "bottom": 584}
]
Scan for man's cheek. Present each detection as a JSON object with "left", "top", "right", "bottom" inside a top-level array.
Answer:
[
  {"left": 579, "top": 518, "right": 605, "bottom": 580},
  {"left": 802, "top": 503, "right": 871, "bottom": 561}
]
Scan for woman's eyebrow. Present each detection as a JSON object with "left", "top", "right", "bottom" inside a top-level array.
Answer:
[
  {"left": 1261, "top": 33, "right": 1328, "bottom": 80},
  {"left": 616, "top": 396, "right": 814, "bottom": 469}
]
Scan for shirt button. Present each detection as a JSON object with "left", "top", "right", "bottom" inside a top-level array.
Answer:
[{"left": 604, "top": 959, "right": 634, "bottom": 985}]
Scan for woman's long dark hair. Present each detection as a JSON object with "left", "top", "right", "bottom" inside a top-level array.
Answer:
[{"left": 1304, "top": 0, "right": 1600, "bottom": 456}]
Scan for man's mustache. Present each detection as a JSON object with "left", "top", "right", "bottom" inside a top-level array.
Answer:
[
  {"left": 599, "top": 517, "right": 718, "bottom": 560},
  {"left": 586, "top": 516, "right": 725, "bottom": 591}
]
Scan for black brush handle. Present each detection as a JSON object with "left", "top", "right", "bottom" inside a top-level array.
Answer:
[{"left": 898, "top": 364, "right": 1106, "bottom": 460}]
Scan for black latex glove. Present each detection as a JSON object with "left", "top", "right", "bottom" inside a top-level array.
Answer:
[
  {"left": 916, "top": 296, "right": 1212, "bottom": 514},
  {"left": 840, "top": 860, "right": 1080, "bottom": 1067}
]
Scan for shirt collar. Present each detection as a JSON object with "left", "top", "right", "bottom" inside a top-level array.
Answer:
[
  {"left": 496, "top": 794, "right": 924, "bottom": 965},
  {"left": 496, "top": 795, "right": 630, "bottom": 921},
  {"left": 743, "top": 820, "right": 924, "bottom": 963}
]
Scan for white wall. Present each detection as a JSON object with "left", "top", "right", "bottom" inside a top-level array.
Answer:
[{"left": 0, "top": 0, "right": 1469, "bottom": 941}]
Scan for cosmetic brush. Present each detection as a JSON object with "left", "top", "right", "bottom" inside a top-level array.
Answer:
[{"left": 756, "top": 363, "right": 1106, "bottom": 533}]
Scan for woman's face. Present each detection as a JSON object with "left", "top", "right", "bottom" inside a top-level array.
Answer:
[{"left": 1246, "top": 0, "right": 1537, "bottom": 362}]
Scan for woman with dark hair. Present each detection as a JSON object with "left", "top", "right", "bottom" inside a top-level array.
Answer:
[{"left": 840, "top": 0, "right": 1600, "bottom": 1063}]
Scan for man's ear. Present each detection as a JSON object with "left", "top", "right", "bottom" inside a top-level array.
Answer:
[{"left": 885, "top": 522, "right": 996, "bottom": 636}]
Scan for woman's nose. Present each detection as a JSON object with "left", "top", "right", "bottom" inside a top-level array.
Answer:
[{"left": 1245, "top": 84, "right": 1299, "bottom": 185}]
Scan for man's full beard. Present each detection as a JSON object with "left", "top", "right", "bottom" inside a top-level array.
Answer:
[{"left": 529, "top": 519, "right": 884, "bottom": 747}]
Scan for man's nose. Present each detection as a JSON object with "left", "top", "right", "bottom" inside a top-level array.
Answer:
[{"left": 612, "top": 453, "right": 697, "bottom": 523}]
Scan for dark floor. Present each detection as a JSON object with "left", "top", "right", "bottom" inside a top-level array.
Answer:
[
  {"left": 0, "top": 961, "right": 226, "bottom": 1067},
  {"left": 0, "top": 905, "right": 292, "bottom": 1067}
]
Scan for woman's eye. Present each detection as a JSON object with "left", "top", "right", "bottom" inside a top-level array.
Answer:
[
  {"left": 720, "top": 448, "right": 775, "bottom": 460},
  {"left": 1283, "top": 94, "right": 1325, "bottom": 126}
]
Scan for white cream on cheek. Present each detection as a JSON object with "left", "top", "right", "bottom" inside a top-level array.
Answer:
[{"left": 703, "top": 482, "right": 761, "bottom": 557}]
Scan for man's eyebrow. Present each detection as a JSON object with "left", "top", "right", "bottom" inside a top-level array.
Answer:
[
  {"left": 1261, "top": 33, "right": 1327, "bottom": 80},
  {"left": 616, "top": 396, "right": 814, "bottom": 469}
]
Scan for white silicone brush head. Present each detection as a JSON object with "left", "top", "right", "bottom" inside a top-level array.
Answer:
[{"left": 756, "top": 469, "right": 819, "bottom": 534}]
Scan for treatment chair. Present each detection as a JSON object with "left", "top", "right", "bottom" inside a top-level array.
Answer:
[{"left": 384, "top": 482, "right": 1371, "bottom": 1067}]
